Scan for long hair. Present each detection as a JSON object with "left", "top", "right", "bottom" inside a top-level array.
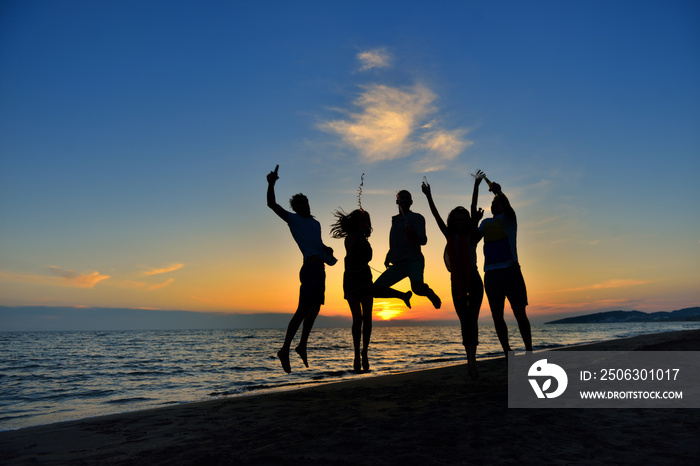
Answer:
[
  {"left": 330, "top": 209, "right": 372, "bottom": 239},
  {"left": 446, "top": 206, "right": 471, "bottom": 236}
]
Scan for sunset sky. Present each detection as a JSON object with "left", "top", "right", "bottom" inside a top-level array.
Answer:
[{"left": 1, "top": 0, "right": 698, "bottom": 327}]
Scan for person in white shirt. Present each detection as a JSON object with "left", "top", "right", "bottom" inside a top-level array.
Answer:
[{"left": 266, "top": 165, "right": 337, "bottom": 373}]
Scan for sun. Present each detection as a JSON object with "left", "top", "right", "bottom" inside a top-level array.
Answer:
[{"left": 374, "top": 301, "right": 403, "bottom": 321}]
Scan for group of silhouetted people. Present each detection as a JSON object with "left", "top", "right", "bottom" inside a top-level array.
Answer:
[{"left": 267, "top": 165, "right": 532, "bottom": 377}]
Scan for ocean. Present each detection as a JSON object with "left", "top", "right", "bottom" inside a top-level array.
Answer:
[{"left": 2, "top": 321, "right": 700, "bottom": 431}]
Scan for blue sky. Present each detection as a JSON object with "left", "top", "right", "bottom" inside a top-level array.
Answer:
[{"left": 1, "top": 0, "right": 698, "bottom": 328}]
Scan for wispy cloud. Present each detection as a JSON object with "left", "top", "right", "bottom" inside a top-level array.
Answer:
[
  {"left": 357, "top": 48, "right": 391, "bottom": 71},
  {"left": 319, "top": 83, "right": 471, "bottom": 170},
  {"left": 320, "top": 84, "right": 435, "bottom": 161},
  {"left": 547, "top": 279, "right": 652, "bottom": 293},
  {"left": 0, "top": 267, "right": 110, "bottom": 288},
  {"left": 139, "top": 263, "right": 184, "bottom": 276},
  {"left": 45, "top": 266, "right": 110, "bottom": 288},
  {"left": 417, "top": 128, "right": 473, "bottom": 172},
  {"left": 146, "top": 278, "right": 175, "bottom": 291}
]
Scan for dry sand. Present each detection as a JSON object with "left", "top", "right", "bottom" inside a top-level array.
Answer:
[{"left": 2, "top": 329, "right": 700, "bottom": 465}]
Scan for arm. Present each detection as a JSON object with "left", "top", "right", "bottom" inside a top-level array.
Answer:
[
  {"left": 421, "top": 182, "right": 448, "bottom": 237},
  {"left": 470, "top": 172, "right": 482, "bottom": 219},
  {"left": 490, "top": 182, "right": 516, "bottom": 219},
  {"left": 471, "top": 174, "right": 484, "bottom": 243},
  {"left": 266, "top": 165, "right": 288, "bottom": 222}
]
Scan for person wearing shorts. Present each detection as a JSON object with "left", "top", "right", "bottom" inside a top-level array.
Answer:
[
  {"left": 266, "top": 165, "right": 337, "bottom": 373},
  {"left": 476, "top": 179, "right": 532, "bottom": 356}
]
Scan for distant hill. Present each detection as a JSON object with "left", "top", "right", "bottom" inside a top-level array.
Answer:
[{"left": 546, "top": 307, "right": 700, "bottom": 324}]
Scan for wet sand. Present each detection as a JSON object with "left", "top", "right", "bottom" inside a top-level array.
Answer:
[{"left": 2, "top": 329, "right": 700, "bottom": 465}]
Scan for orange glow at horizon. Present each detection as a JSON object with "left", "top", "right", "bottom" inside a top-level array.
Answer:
[{"left": 374, "top": 301, "right": 404, "bottom": 320}]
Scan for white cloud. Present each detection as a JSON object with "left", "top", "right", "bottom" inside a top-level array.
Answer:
[
  {"left": 357, "top": 48, "right": 391, "bottom": 71},
  {"left": 320, "top": 83, "right": 433, "bottom": 161},
  {"left": 417, "top": 128, "right": 473, "bottom": 172},
  {"left": 319, "top": 82, "right": 472, "bottom": 171}
]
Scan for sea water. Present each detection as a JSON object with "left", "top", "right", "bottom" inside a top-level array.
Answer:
[{"left": 2, "top": 322, "right": 700, "bottom": 431}]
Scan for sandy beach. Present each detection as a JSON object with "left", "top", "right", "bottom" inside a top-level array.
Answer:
[{"left": 2, "top": 329, "right": 700, "bottom": 465}]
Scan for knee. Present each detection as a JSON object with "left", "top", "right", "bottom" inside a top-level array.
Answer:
[
  {"left": 411, "top": 282, "right": 430, "bottom": 295},
  {"left": 513, "top": 308, "right": 530, "bottom": 324},
  {"left": 490, "top": 311, "right": 506, "bottom": 325}
]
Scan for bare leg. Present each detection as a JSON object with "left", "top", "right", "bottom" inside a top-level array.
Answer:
[
  {"left": 348, "top": 297, "right": 362, "bottom": 372},
  {"left": 373, "top": 285, "right": 412, "bottom": 308},
  {"left": 512, "top": 306, "right": 532, "bottom": 351},
  {"left": 295, "top": 304, "right": 320, "bottom": 368},
  {"left": 412, "top": 281, "right": 441, "bottom": 309},
  {"left": 279, "top": 302, "right": 306, "bottom": 373},
  {"left": 454, "top": 290, "right": 479, "bottom": 379},
  {"left": 489, "top": 300, "right": 511, "bottom": 355},
  {"left": 361, "top": 296, "right": 372, "bottom": 372},
  {"left": 466, "top": 345, "right": 478, "bottom": 379}
]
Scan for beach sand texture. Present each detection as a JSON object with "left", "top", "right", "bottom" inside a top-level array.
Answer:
[{"left": 2, "top": 329, "right": 700, "bottom": 465}]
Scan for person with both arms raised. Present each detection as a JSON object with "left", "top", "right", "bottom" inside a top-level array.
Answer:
[{"left": 473, "top": 174, "right": 532, "bottom": 357}]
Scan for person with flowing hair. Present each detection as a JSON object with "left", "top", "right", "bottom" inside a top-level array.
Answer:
[{"left": 331, "top": 208, "right": 411, "bottom": 372}]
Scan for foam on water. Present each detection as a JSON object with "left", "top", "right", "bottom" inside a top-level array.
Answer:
[{"left": 2, "top": 322, "right": 700, "bottom": 431}]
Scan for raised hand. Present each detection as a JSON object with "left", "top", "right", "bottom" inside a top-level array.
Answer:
[{"left": 267, "top": 164, "right": 279, "bottom": 183}]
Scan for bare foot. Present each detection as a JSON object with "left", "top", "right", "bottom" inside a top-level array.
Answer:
[
  {"left": 277, "top": 349, "right": 291, "bottom": 373},
  {"left": 295, "top": 346, "right": 309, "bottom": 368},
  {"left": 403, "top": 291, "right": 412, "bottom": 309},
  {"left": 427, "top": 290, "right": 441, "bottom": 309},
  {"left": 353, "top": 353, "right": 361, "bottom": 373}
]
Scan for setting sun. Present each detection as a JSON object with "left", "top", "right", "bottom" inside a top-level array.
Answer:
[{"left": 374, "top": 301, "right": 404, "bottom": 321}]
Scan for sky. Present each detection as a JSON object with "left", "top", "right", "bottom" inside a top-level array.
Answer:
[{"left": 1, "top": 0, "right": 699, "bottom": 329}]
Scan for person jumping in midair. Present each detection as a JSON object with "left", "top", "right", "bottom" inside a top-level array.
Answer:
[
  {"left": 422, "top": 175, "right": 485, "bottom": 378},
  {"left": 266, "top": 165, "right": 337, "bottom": 373},
  {"left": 373, "top": 190, "right": 441, "bottom": 310},
  {"left": 331, "top": 208, "right": 411, "bottom": 373}
]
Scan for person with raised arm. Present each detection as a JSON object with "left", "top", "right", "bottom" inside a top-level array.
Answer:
[
  {"left": 421, "top": 175, "right": 484, "bottom": 378},
  {"left": 472, "top": 173, "right": 532, "bottom": 356},
  {"left": 266, "top": 165, "right": 337, "bottom": 373}
]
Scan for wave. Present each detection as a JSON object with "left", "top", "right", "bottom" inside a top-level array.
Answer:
[{"left": 106, "top": 397, "right": 155, "bottom": 405}]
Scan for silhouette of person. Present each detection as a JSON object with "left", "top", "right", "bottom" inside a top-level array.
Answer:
[
  {"left": 374, "top": 190, "right": 441, "bottom": 309},
  {"left": 473, "top": 174, "right": 532, "bottom": 356},
  {"left": 266, "top": 165, "right": 337, "bottom": 373},
  {"left": 331, "top": 209, "right": 411, "bottom": 373},
  {"left": 421, "top": 176, "right": 484, "bottom": 378}
]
